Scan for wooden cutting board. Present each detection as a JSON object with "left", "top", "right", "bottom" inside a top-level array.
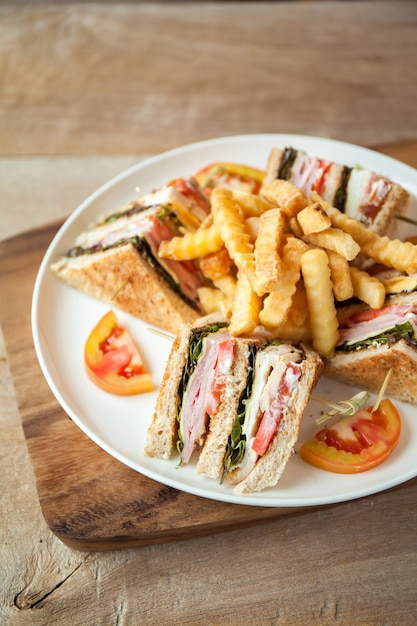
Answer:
[
  {"left": 0, "top": 221, "right": 306, "bottom": 551},
  {"left": 2, "top": 140, "right": 416, "bottom": 551}
]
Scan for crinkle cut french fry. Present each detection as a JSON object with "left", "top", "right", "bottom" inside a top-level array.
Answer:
[
  {"left": 261, "top": 179, "right": 308, "bottom": 218},
  {"left": 254, "top": 208, "right": 286, "bottom": 294},
  {"left": 200, "top": 247, "right": 233, "bottom": 280},
  {"left": 197, "top": 286, "right": 228, "bottom": 315},
  {"left": 303, "top": 227, "right": 360, "bottom": 261},
  {"left": 266, "top": 282, "right": 311, "bottom": 343},
  {"left": 289, "top": 280, "right": 310, "bottom": 328},
  {"left": 324, "top": 203, "right": 417, "bottom": 273},
  {"left": 288, "top": 216, "right": 304, "bottom": 239},
  {"left": 297, "top": 202, "right": 332, "bottom": 235},
  {"left": 267, "top": 314, "right": 312, "bottom": 343},
  {"left": 232, "top": 190, "right": 275, "bottom": 217},
  {"left": 379, "top": 274, "right": 417, "bottom": 295},
  {"left": 301, "top": 248, "right": 339, "bottom": 358},
  {"left": 361, "top": 235, "right": 417, "bottom": 274},
  {"left": 349, "top": 266, "right": 386, "bottom": 309},
  {"left": 259, "top": 236, "right": 307, "bottom": 329},
  {"left": 245, "top": 216, "right": 261, "bottom": 242},
  {"left": 323, "top": 203, "right": 379, "bottom": 246},
  {"left": 158, "top": 223, "right": 223, "bottom": 260},
  {"left": 213, "top": 274, "right": 237, "bottom": 299},
  {"left": 211, "top": 188, "right": 256, "bottom": 286},
  {"left": 229, "top": 270, "right": 262, "bottom": 336},
  {"left": 317, "top": 198, "right": 417, "bottom": 273},
  {"left": 326, "top": 249, "right": 354, "bottom": 301}
]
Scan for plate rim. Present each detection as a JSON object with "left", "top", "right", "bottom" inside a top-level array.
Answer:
[{"left": 31, "top": 133, "right": 417, "bottom": 508}]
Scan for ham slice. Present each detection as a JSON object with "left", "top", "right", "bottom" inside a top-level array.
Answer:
[
  {"left": 94, "top": 212, "right": 204, "bottom": 307},
  {"left": 180, "top": 333, "right": 234, "bottom": 463},
  {"left": 290, "top": 152, "right": 331, "bottom": 195},
  {"left": 338, "top": 304, "right": 417, "bottom": 346}
]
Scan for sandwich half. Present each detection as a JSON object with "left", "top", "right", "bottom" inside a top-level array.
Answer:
[
  {"left": 51, "top": 179, "right": 210, "bottom": 334},
  {"left": 144, "top": 316, "right": 323, "bottom": 494},
  {"left": 262, "top": 146, "right": 409, "bottom": 235},
  {"left": 325, "top": 290, "right": 417, "bottom": 404}
]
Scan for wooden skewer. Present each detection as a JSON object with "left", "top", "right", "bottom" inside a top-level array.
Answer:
[
  {"left": 372, "top": 368, "right": 393, "bottom": 413},
  {"left": 312, "top": 391, "right": 370, "bottom": 425},
  {"left": 147, "top": 327, "right": 175, "bottom": 341}
]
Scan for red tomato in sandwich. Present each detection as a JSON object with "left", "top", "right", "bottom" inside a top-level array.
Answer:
[
  {"left": 300, "top": 399, "right": 401, "bottom": 474},
  {"left": 84, "top": 310, "right": 153, "bottom": 396}
]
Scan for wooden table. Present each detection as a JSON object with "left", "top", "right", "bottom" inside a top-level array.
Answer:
[{"left": 1, "top": 3, "right": 417, "bottom": 624}]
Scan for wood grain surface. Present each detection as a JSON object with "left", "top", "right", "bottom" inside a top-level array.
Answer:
[
  {"left": 1, "top": 2, "right": 417, "bottom": 158},
  {"left": 2, "top": 3, "right": 417, "bottom": 624},
  {"left": 1, "top": 138, "right": 416, "bottom": 552},
  {"left": 0, "top": 222, "right": 311, "bottom": 549}
]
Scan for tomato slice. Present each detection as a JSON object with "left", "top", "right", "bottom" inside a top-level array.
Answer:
[
  {"left": 252, "top": 364, "right": 301, "bottom": 456},
  {"left": 311, "top": 160, "right": 332, "bottom": 194},
  {"left": 167, "top": 177, "right": 211, "bottom": 214},
  {"left": 84, "top": 310, "right": 153, "bottom": 396},
  {"left": 300, "top": 398, "right": 401, "bottom": 473},
  {"left": 194, "top": 162, "right": 264, "bottom": 196}
]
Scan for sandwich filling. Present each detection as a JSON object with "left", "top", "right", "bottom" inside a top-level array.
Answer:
[
  {"left": 276, "top": 147, "right": 393, "bottom": 220},
  {"left": 344, "top": 169, "right": 392, "bottom": 221},
  {"left": 337, "top": 303, "right": 417, "bottom": 351},
  {"left": 224, "top": 343, "right": 303, "bottom": 481},
  {"left": 176, "top": 323, "right": 232, "bottom": 463},
  {"left": 67, "top": 197, "right": 207, "bottom": 311},
  {"left": 290, "top": 152, "right": 332, "bottom": 197}
]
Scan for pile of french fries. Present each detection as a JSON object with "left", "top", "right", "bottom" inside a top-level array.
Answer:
[{"left": 158, "top": 179, "right": 417, "bottom": 358}]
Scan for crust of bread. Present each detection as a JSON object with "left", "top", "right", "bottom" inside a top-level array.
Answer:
[
  {"left": 324, "top": 340, "right": 417, "bottom": 405},
  {"left": 232, "top": 346, "right": 323, "bottom": 494},
  {"left": 261, "top": 148, "right": 285, "bottom": 190},
  {"left": 325, "top": 291, "right": 417, "bottom": 404},
  {"left": 51, "top": 243, "right": 199, "bottom": 334},
  {"left": 372, "top": 182, "right": 409, "bottom": 236},
  {"left": 144, "top": 327, "right": 188, "bottom": 459},
  {"left": 321, "top": 162, "right": 344, "bottom": 206},
  {"left": 144, "top": 314, "right": 228, "bottom": 459}
]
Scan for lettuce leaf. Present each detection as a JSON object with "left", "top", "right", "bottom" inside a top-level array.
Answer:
[{"left": 337, "top": 320, "right": 417, "bottom": 352}]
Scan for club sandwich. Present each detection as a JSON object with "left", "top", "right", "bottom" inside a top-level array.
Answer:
[
  {"left": 262, "top": 146, "right": 409, "bottom": 235},
  {"left": 144, "top": 315, "right": 323, "bottom": 494},
  {"left": 51, "top": 178, "right": 211, "bottom": 334},
  {"left": 325, "top": 289, "right": 417, "bottom": 404}
]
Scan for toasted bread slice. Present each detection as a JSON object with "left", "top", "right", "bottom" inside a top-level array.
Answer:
[
  {"left": 325, "top": 291, "right": 417, "bottom": 405},
  {"left": 144, "top": 314, "right": 228, "bottom": 460},
  {"left": 325, "top": 340, "right": 417, "bottom": 405},
  {"left": 229, "top": 345, "right": 323, "bottom": 494},
  {"left": 51, "top": 243, "right": 199, "bottom": 334}
]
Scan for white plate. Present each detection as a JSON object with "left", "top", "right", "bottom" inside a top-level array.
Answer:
[{"left": 32, "top": 134, "right": 417, "bottom": 507}]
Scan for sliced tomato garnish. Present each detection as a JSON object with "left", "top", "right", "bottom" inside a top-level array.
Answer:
[
  {"left": 300, "top": 398, "right": 401, "bottom": 474},
  {"left": 84, "top": 310, "right": 153, "bottom": 396}
]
